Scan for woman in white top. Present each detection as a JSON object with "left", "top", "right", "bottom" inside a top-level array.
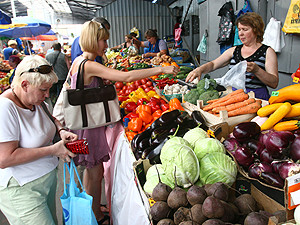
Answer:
[{"left": 0, "top": 55, "right": 77, "bottom": 225}]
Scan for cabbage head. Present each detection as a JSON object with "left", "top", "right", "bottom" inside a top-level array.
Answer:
[
  {"left": 194, "top": 138, "right": 225, "bottom": 160},
  {"left": 143, "top": 164, "right": 175, "bottom": 195},
  {"left": 183, "top": 127, "right": 209, "bottom": 149},
  {"left": 161, "top": 136, "right": 191, "bottom": 153},
  {"left": 199, "top": 152, "right": 237, "bottom": 186},
  {"left": 160, "top": 143, "right": 199, "bottom": 188}
]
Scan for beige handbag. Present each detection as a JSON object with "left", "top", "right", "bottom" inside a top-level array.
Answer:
[{"left": 62, "top": 59, "right": 121, "bottom": 130}]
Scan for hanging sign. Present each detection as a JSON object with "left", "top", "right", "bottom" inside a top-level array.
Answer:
[{"left": 282, "top": 0, "right": 300, "bottom": 33}]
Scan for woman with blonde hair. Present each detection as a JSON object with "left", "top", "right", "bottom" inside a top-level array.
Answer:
[{"left": 0, "top": 55, "right": 77, "bottom": 225}]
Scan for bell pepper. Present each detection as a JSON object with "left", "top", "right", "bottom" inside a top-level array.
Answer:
[
  {"left": 137, "top": 98, "right": 149, "bottom": 106},
  {"left": 123, "top": 112, "right": 139, "bottom": 122},
  {"left": 118, "top": 96, "right": 129, "bottom": 102},
  {"left": 160, "top": 102, "right": 169, "bottom": 112},
  {"left": 139, "top": 110, "right": 153, "bottom": 124},
  {"left": 125, "top": 102, "right": 137, "bottom": 112},
  {"left": 128, "top": 92, "right": 139, "bottom": 103},
  {"left": 136, "top": 88, "right": 150, "bottom": 101},
  {"left": 136, "top": 104, "right": 152, "bottom": 115},
  {"left": 152, "top": 109, "right": 163, "bottom": 120},
  {"left": 128, "top": 117, "right": 143, "bottom": 132},
  {"left": 149, "top": 97, "right": 161, "bottom": 105},
  {"left": 147, "top": 101, "right": 161, "bottom": 113},
  {"left": 126, "top": 131, "right": 137, "bottom": 141},
  {"left": 147, "top": 90, "right": 159, "bottom": 98},
  {"left": 171, "top": 61, "right": 180, "bottom": 68},
  {"left": 120, "top": 99, "right": 133, "bottom": 108},
  {"left": 169, "top": 98, "right": 185, "bottom": 111}
]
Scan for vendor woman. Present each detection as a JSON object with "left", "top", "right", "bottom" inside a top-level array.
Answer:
[{"left": 134, "top": 29, "right": 169, "bottom": 58}]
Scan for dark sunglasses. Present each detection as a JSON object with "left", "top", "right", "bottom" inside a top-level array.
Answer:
[{"left": 20, "top": 65, "right": 53, "bottom": 76}]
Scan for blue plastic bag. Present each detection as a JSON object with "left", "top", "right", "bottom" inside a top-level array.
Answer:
[{"left": 60, "top": 159, "right": 98, "bottom": 225}]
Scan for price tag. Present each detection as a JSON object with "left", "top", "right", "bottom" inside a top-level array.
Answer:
[
  {"left": 207, "top": 130, "right": 215, "bottom": 138},
  {"left": 148, "top": 198, "right": 156, "bottom": 207},
  {"left": 271, "top": 91, "right": 279, "bottom": 97},
  {"left": 293, "top": 77, "right": 299, "bottom": 83}
]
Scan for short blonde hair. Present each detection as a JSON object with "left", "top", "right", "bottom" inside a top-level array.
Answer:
[
  {"left": 12, "top": 55, "right": 58, "bottom": 88},
  {"left": 79, "top": 21, "right": 110, "bottom": 52}
]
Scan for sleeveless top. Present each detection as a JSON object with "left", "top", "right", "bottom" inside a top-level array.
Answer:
[{"left": 229, "top": 44, "right": 269, "bottom": 89}]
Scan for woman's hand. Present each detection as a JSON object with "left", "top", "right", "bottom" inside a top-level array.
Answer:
[
  {"left": 246, "top": 62, "right": 260, "bottom": 73},
  {"left": 59, "top": 130, "right": 78, "bottom": 142},
  {"left": 185, "top": 68, "right": 202, "bottom": 82},
  {"left": 161, "top": 65, "right": 179, "bottom": 75},
  {"left": 52, "top": 140, "right": 76, "bottom": 163}
]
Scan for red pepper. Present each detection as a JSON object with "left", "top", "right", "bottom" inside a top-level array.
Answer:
[
  {"left": 160, "top": 102, "right": 169, "bottom": 111},
  {"left": 147, "top": 101, "right": 161, "bottom": 113},
  {"left": 137, "top": 98, "right": 149, "bottom": 106},
  {"left": 123, "top": 112, "right": 139, "bottom": 122},
  {"left": 149, "top": 97, "right": 161, "bottom": 105},
  {"left": 136, "top": 104, "right": 152, "bottom": 115},
  {"left": 118, "top": 96, "right": 129, "bottom": 102},
  {"left": 125, "top": 102, "right": 137, "bottom": 112},
  {"left": 128, "top": 117, "right": 143, "bottom": 132}
]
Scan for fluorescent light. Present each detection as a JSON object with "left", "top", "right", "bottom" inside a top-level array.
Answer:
[
  {"left": 152, "top": 0, "right": 159, "bottom": 3},
  {"left": 18, "top": 0, "right": 71, "bottom": 14},
  {"left": 45, "top": 0, "right": 72, "bottom": 13}
]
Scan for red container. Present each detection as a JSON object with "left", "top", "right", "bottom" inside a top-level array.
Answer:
[{"left": 65, "top": 139, "right": 89, "bottom": 154}]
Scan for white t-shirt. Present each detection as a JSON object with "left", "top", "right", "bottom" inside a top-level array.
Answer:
[{"left": 0, "top": 97, "right": 59, "bottom": 187}]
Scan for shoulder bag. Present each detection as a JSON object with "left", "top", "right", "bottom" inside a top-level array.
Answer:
[{"left": 62, "top": 59, "right": 121, "bottom": 130}]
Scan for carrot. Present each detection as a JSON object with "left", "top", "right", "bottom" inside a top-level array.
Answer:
[
  {"left": 227, "top": 100, "right": 262, "bottom": 117},
  {"left": 212, "top": 98, "right": 256, "bottom": 113},
  {"left": 206, "top": 89, "right": 244, "bottom": 104},
  {"left": 203, "top": 92, "right": 249, "bottom": 111}
]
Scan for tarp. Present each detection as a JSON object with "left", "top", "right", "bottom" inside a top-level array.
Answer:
[{"left": 0, "top": 9, "right": 11, "bottom": 24}]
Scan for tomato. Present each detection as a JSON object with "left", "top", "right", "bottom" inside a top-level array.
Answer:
[
  {"left": 122, "top": 86, "right": 127, "bottom": 91},
  {"left": 119, "top": 90, "right": 125, "bottom": 95},
  {"left": 144, "top": 87, "right": 151, "bottom": 93},
  {"left": 140, "top": 78, "right": 147, "bottom": 85},
  {"left": 125, "top": 89, "right": 131, "bottom": 95},
  {"left": 128, "top": 83, "right": 136, "bottom": 90},
  {"left": 146, "top": 81, "right": 153, "bottom": 87},
  {"left": 134, "top": 80, "right": 142, "bottom": 86},
  {"left": 141, "top": 84, "right": 147, "bottom": 90},
  {"left": 115, "top": 82, "right": 124, "bottom": 89}
]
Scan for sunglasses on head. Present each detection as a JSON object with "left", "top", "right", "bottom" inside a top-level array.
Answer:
[{"left": 20, "top": 65, "right": 53, "bottom": 76}]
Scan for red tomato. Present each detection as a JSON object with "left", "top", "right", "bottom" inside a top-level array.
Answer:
[
  {"left": 119, "top": 90, "right": 125, "bottom": 95},
  {"left": 122, "top": 86, "right": 127, "bottom": 91},
  {"left": 141, "top": 84, "right": 147, "bottom": 90},
  {"left": 115, "top": 82, "right": 124, "bottom": 89},
  {"left": 134, "top": 80, "right": 142, "bottom": 86},
  {"left": 125, "top": 89, "right": 131, "bottom": 95},
  {"left": 146, "top": 81, "right": 153, "bottom": 87},
  {"left": 144, "top": 87, "right": 151, "bottom": 93},
  {"left": 140, "top": 78, "right": 147, "bottom": 85},
  {"left": 128, "top": 83, "right": 136, "bottom": 90}
]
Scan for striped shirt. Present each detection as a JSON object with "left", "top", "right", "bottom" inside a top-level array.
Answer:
[{"left": 229, "top": 44, "right": 269, "bottom": 89}]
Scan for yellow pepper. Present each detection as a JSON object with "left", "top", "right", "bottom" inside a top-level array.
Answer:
[
  {"left": 136, "top": 88, "right": 150, "bottom": 101},
  {"left": 120, "top": 99, "right": 133, "bottom": 108},
  {"left": 128, "top": 92, "right": 139, "bottom": 103},
  {"left": 147, "top": 90, "right": 160, "bottom": 99}
]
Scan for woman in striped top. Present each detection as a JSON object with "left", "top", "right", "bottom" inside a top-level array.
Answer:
[{"left": 186, "top": 12, "right": 278, "bottom": 100}]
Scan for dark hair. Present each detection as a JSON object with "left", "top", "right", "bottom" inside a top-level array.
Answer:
[
  {"left": 236, "top": 12, "right": 265, "bottom": 43},
  {"left": 125, "top": 34, "right": 133, "bottom": 39},
  {"left": 144, "top": 29, "right": 158, "bottom": 39},
  {"left": 92, "top": 17, "right": 110, "bottom": 30},
  {"left": 130, "top": 32, "right": 137, "bottom": 38},
  {"left": 52, "top": 43, "right": 61, "bottom": 51}
]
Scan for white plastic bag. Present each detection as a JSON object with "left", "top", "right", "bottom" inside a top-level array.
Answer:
[
  {"left": 215, "top": 61, "right": 247, "bottom": 91},
  {"left": 262, "top": 17, "right": 285, "bottom": 52}
]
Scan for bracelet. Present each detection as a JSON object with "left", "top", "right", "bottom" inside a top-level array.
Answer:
[{"left": 58, "top": 127, "right": 68, "bottom": 133}]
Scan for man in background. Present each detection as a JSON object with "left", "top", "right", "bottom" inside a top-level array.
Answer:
[{"left": 3, "top": 40, "right": 23, "bottom": 60}]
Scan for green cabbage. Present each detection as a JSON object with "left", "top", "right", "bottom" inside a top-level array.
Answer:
[
  {"left": 199, "top": 152, "right": 237, "bottom": 186},
  {"left": 194, "top": 138, "right": 225, "bottom": 160},
  {"left": 143, "top": 164, "right": 175, "bottom": 195},
  {"left": 160, "top": 138, "right": 199, "bottom": 188},
  {"left": 183, "top": 127, "right": 209, "bottom": 149}
]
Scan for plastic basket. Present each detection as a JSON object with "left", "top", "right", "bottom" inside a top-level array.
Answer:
[{"left": 162, "top": 91, "right": 182, "bottom": 102}]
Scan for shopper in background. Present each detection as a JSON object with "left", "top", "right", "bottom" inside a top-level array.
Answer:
[
  {"left": 3, "top": 40, "right": 23, "bottom": 60},
  {"left": 133, "top": 29, "right": 169, "bottom": 58},
  {"left": 8, "top": 55, "right": 22, "bottom": 84},
  {"left": 67, "top": 20, "right": 178, "bottom": 225},
  {"left": 110, "top": 34, "right": 138, "bottom": 51},
  {"left": 46, "top": 43, "right": 70, "bottom": 105},
  {"left": 24, "top": 41, "right": 36, "bottom": 55},
  {"left": 186, "top": 12, "right": 278, "bottom": 100},
  {"left": 71, "top": 17, "right": 110, "bottom": 64},
  {"left": 0, "top": 55, "right": 77, "bottom": 225}
]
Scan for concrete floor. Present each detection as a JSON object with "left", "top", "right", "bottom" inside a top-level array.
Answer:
[{"left": 0, "top": 160, "right": 107, "bottom": 225}]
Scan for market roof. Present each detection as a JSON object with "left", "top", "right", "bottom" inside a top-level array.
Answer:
[{"left": 0, "top": 0, "right": 177, "bottom": 21}]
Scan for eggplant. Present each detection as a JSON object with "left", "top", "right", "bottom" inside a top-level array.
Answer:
[
  {"left": 278, "top": 161, "right": 300, "bottom": 180},
  {"left": 235, "top": 146, "right": 254, "bottom": 168},
  {"left": 260, "top": 149, "right": 276, "bottom": 164},
  {"left": 191, "top": 110, "right": 209, "bottom": 131},
  {"left": 260, "top": 172, "right": 284, "bottom": 188},
  {"left": 130, "top": 126, "right": 152, "bottom": 152},
  {"left": 294, "top": 129, "right": 300, "bottom": 138},
  {"left": 223, "top": 137, "right": 241, "bottom": 156},
  {"left": 150, "top": 117, "right": 163, "bottom": 130},
  {"left": 258, "top": 129, "right": 275, "bottom": 146},
  {"left": 233, "top": 122, "right": 261, "bottom": 141},
  {"left": 264, "top": 131, "right": 295, "bottom": 155},
  {"left": 271, "top": 160, "right": 289, "bottom": 174},
  {"left": 246, "top": 139, "right": 265, "bottom": 156},
  {"left": 146, "top": 139, "right": 168, "bottom": 164},
  {"left": 137, "top": 138, "right": 150, "bottom": 151},
  {"left": 157, "top": 109, "right": 181, "bottom": 125},
  {"left": 248, "top": 162, "right": 273, "bottom": 179},
  {"left": 290, "top": 136, "right": 300, "bottom": 162}
]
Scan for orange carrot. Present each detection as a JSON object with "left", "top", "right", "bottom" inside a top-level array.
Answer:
[
  {"left": 227, "top": 100, "right": 262, "bottom": 117},
  {"left": 212, "top": 98, "right": 256, "bottom": 113},
  {"left": 206, "top": 89, "right": 244, "bottom": 104},
  {"left": 203, "top": 92, "right": 249, "bottom": 111}
]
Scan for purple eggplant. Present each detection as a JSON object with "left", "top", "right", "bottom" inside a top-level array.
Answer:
[
  {"left": 233, "top": 122, "right": 261, "bottom": 141},
  {"left": 260, "top": 149, "right": 275, "bottom": 164},
  {"left": 235, "top": 146, "right": 254, "bottom": 168},
  {"left": 246, "top": 139, "right": 265, "bottom": 156},
  {"left": 223, "top": 137, "right": 241, "bottom": 156},
  {"left": 258, "top": 129, "right": 275, "bottom": 146},
  {"left": 278, "top": 161, "right": 300, "bottom": 180},
  {"left": 271, "top": 160, "right": 289, "bottom": 174},
  {"left": 290, "top": 137, "right": 300, "bottom": 162},
  {"left": 248, "top": 162, "right": 273, "bottom": 179},
  {"left": 294, "top": 129, "right": 300, "bottom": 138},
  {"left": 264, "top": 131, "right": 295, "bottom": 155},
  {"left": 260, "top": 172, "right": 284, "bottom": 188}
]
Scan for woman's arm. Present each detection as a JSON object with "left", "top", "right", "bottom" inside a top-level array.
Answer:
[
  {"left": 246, "top": 47, "right": 279, "bottom": 89},
  {"left": 186, "top": 47, "right": 235, "bottom": 82},
  {"left": 85, "top": 61, "right": 179, "bottom": 83},
  {"left": 0, "top": 139, "right": 76, "bottom": 168},
  {"left": 110, "top": 43, "right": 123, "bottom": 51}
]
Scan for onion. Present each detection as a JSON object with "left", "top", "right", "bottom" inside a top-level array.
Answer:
[
  {"left": 290, "top": 137, "right": 300, "bottom": 162},
  {"left": 278, "top": 161, "right": 300, "bottom": 180}
]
